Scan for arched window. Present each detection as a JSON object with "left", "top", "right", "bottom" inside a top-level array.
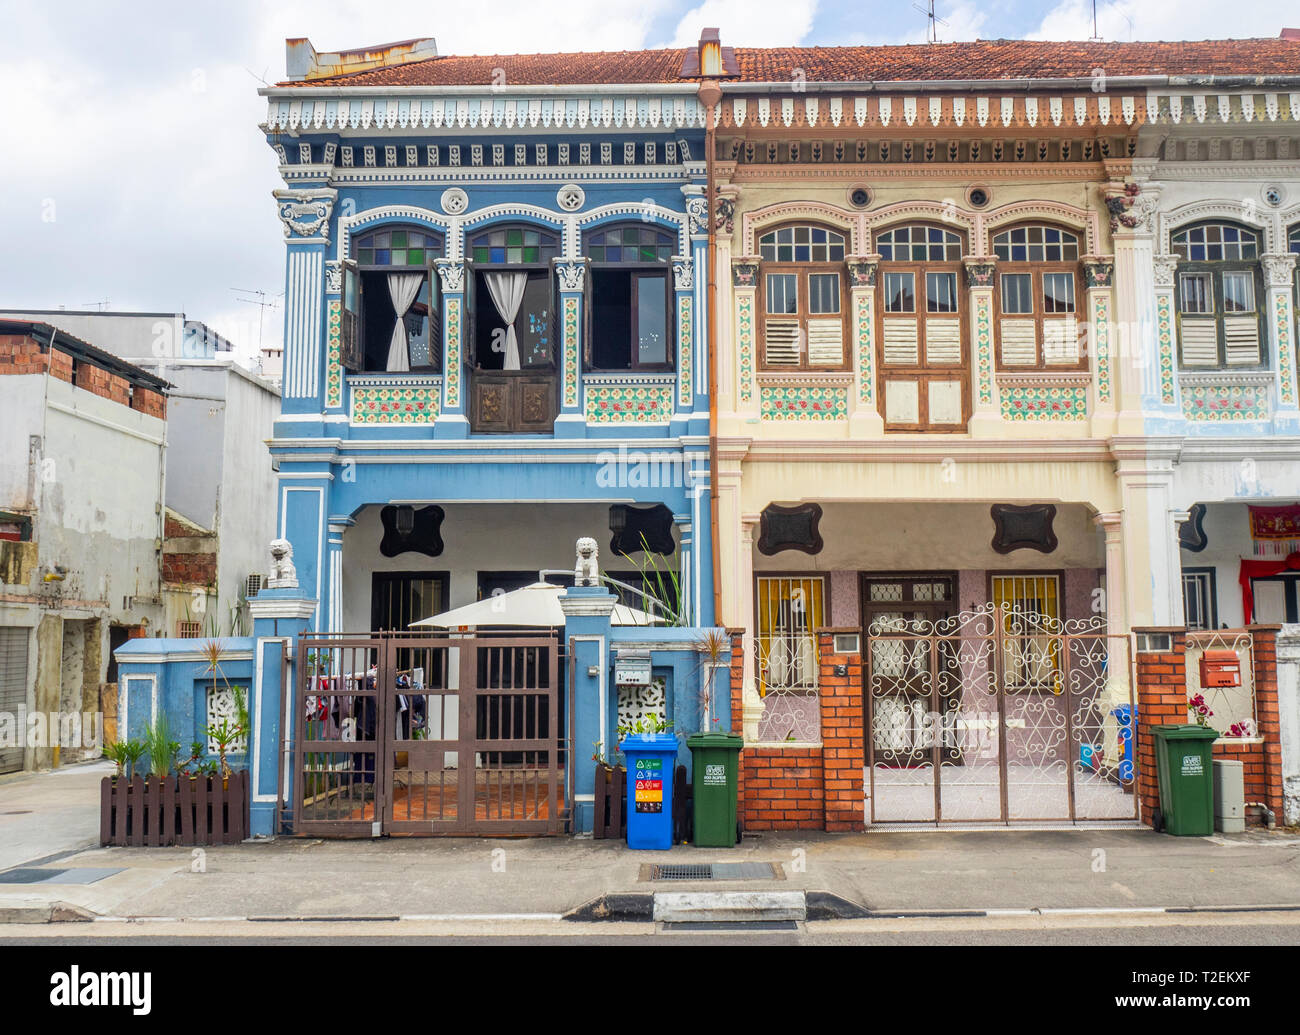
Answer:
[
  {"left": 876, "top": 223, "right": 967, "bottom": 431},
  {"left": 758, "top": 223, "right": 848, "bottom": 369},
  {"left": 341, "top": 225, "right": 446, "bottom": 374},
  {"left": 1171, "top": 222, "right": 1263, "bottom": 368},
  {"left": 583, "top": 224, "right": 676, "bottom": 371},
  {"left": 467, "top": 224, "right": 560, "bottom": 371},
  {"left": 992, "top": 224, "right": 1085, "bottom": 370}
]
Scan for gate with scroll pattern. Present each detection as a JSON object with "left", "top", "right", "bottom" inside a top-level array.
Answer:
[{"left": 865, "top": 605, "right": 1137, "bottom": 824}]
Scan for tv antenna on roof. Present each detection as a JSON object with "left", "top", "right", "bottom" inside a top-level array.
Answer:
[
  {"left": 1089, "top": 0, "right": 1104, "bottom": 42},
  {"left": 232, "top": 287, "right": 282, "bottom": 355},
  {"left": 912, "top": 0, "right": 949, "bottom": 44}
]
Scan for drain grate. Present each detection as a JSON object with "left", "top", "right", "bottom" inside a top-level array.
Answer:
[
  {"left": 0, "top": 867, "right": 123, "bottom": 886},
  {"left": 651, "top": 864, "right": 714, "bottom": 881},
  {"left": 648, "top": 862, "right": 779, "bottom": 881}
]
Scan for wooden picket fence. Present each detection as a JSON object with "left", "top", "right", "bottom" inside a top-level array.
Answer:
[{"left": 100, "top": 772, "right": 250, "bottom": 846}]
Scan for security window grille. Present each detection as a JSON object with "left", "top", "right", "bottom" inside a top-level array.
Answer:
[
  {"left": 177, "top": 621, "right": 202, "bottom": 639},
  {"left": 1181, "top": 569, "right": 1217, "bottom": 632},
  {"left": 1172, "top": 222, "right": 1264, "bottom": 368},
  {"left": 993, "top": 225, "right": 1084, "bottom": 369},
  {"left": 0, "top": 627, "right": 29, "bottom": 773},
  {"left": 756, "top": 576, "right": 825, "bottom": 695},
  {"left": 991, "top": 574, "right": 1062, "bottom": 691}
]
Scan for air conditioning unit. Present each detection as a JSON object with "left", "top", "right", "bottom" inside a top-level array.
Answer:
[{"left": 245, "top": 573, "right": 265, "bottom": 599}]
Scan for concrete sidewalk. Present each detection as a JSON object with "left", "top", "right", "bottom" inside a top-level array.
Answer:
[{"left": 2, "top": 763, "right": 1298, "bottom": 923}]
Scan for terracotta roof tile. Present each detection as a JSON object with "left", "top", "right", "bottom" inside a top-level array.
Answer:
[{"left": 285, "top": 38, "right": 1300, "bottom": 88}]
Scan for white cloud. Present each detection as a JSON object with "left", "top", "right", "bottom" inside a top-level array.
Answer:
[
  {"left": 667, "top": 0, "right": 818, "bottom": 47},
  {"left": 1030, "top": 0, "right": 1297, "bottom": 41}
]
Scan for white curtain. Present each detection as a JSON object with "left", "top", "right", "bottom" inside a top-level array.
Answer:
[
  {"left": 385, "top": 273, "right": 424, "bottom": 372},
  {"left": 484, "top": 271, "right": 528, "bottom": 371}
]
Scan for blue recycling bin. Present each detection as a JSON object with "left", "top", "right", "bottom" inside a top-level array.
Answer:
[
  {"left": 622, "top": 733, "right": 678, "bottom": 850},
  {"left": 1112, "top": 704, "right": 1137, "bottom": 782}
]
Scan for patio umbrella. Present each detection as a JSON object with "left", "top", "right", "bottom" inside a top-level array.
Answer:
[{"left": 410, "top": 581, "right": 664, "bottom": 630}]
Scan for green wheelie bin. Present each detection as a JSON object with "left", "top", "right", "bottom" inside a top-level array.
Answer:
[
  {"left": 686, "top": 732, "right": 744, "bottom": 847},
  {"left": 1151, "top": 724, "right": 1218, "bottom": 836}
]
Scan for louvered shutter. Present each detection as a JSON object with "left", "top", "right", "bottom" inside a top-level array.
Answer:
[
  {"left": 999, "top": 319, "right": 1037, "bottom": 365},
  {"left": 883, "top": 319, "right": 919, "bottom": 365},
  {"left": 806, "top": 318, "right": 843, "bottom": 366},
  {"left": 1179, "top": 318, "right": 1219, "bottom": 366},
  {"left": 1223, "top": 315, "right": 1260, "bottom": 365},
  {"left": 924, "top": 318, "right": 961, "bottom": 365},
  {"left": 764, "top": 318, "right": 800, "bottom": 365},
  {"left": 1042, "top": 317, "right": 1080, "bottom": 364},
  {"left": 0, "top": 627, "right": 28, "bottom": 773}
]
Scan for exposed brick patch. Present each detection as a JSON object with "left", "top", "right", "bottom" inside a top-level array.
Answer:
[
  {"left": 161, "top": 552, "right": 217, "bottom": 586},
  {"left": 131, "top": 387, "right": 166, "bottom": 419},
  {"left": 741, "top": 748, "right": 824, "bottom": 831}
]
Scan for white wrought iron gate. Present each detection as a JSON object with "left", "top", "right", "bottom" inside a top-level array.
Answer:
[{"left": 865, "top": 604, "right": 1138, "bottom": 825}]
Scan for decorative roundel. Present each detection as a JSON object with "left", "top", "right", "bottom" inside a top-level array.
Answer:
[
  {"left": 1262, "top": 184, "right": 1286, "bottom": 208},
  {"left": 967, "top": 186, "right": 991, "bottom": 209},
  {"left": 440, "top": 188, "right": 469, "bottom": 215},
  {"left": 848, "top": 185, "right": 872, "bottom": 209},
  {"left": 556, "top": 184, "right": 586, "bottom": 211}
]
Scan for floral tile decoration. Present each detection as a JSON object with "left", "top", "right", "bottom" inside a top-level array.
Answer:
[
  {"left": 562, "top": 295, "right": 579, "bottom": 408},
  {"left": 761, "top": 385, "right": 849, "bottom": 420},
  {"left": 1156, "top": 293, "right": 1176, "bottom": 404},
  {"left": 855, "top": 293, "right": 874, "bottom": 405},
  {"left": 677, "top": 295, "right": 693, "bottom": 407},
  {"left": 1000, "top": 384, "right": 1088, "bottom": 420},
  {"left": 1182, "top": 382, "right": 1269, "bottom": 421},
  {"left": 351, "top": 382, "right": 442, "bottom": 424},
  {"left": 585, "top": 382, "right": 675, "bottom": 423},
  {"left": 736, "top": 293, "right": 755, "bottom": 405},
  {"left": 325, "top": 300, "right": 342, "bottom": 409}
]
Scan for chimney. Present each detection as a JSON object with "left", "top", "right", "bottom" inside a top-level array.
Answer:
[
  {"left": 679, "top": 28, "right": 739, "bottom": 78},
  {"left": 699, "top": 27, "right": 723, "bottom": 76},
  {"left": 1281, "top": 28, "right": 1300, "bottom": 40}
]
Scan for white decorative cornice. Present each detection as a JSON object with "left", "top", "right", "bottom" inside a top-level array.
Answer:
[
  {"left": 273, "top": 187, "right": 337, "bottom": 241},
  {"left": 262, "top": 92, "right": 706, "bottom": 134}
]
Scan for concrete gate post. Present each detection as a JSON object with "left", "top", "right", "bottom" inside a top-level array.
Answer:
[{"left": 561, "top": 585, "right": 616, "bottom": 835}]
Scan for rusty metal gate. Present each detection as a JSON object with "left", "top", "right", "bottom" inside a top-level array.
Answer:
[
  {"left": 291, "top": 632, "right": 567, "bottom": 836},
  {"left": 865, "top": 604, "right": 1138, "bottom": 825}
]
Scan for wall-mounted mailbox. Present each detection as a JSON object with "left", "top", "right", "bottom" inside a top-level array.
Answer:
[
  {"left": 614, "top": 650, "right": 653, "bottom": 687},
  {"left": 1199, "top": 649, "right": 1241, "bottom": 689}
]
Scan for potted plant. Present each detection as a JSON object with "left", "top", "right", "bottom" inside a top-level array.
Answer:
[{"left": 203, "top": 686, "right": 249, "bottom": 787}]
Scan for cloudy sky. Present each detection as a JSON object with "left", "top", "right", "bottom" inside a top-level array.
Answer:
[{"left": 1, "top": 0, "right": 1295, "bottom": 362}]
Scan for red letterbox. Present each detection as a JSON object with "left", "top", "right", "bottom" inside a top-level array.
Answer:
[{"left": 1199, "top": 649, "right": 1241, "bottom": 688}]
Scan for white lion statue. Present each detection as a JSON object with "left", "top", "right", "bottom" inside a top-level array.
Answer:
[
  {"left": 268, "top": 538, "right": 298, "bottom": 589},
  {"left": 574, "top": 537, "right": 600, "bottom": 587}
]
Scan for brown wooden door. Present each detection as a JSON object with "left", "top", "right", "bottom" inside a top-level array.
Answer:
[
  {"left": 862, "top": 574, "right": 960, "bottom": 767},
  {"left": 470, "top": 372, "right": 556, "bottom": 433}
]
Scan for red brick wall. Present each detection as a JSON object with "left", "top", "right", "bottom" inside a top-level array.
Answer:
[
  {"left": 729, "top": 630, "right": 745, "bottom": 816},
  {"left": 1134, "top": 629, "right": 1188, "bottom": 826},
  {"left": 75, "top": 363, "right": 130, "bottom": 406},
  {"left": 741, "top": 748, "right": 824, "bottom": 830},
  {"left": 819, "top": 631, "right": 865, "bottom": 831},
  {"left": 0, "top": 334, "right": 53, "bottom": 375},
  {"left": 48, "top": 347, "right": 73, "bottom": 382},
  {"left": 161, "top": 552, "right": 217, "bottom": 585},
  {"left": 1136, "top": 626, "right": 1285, "bottom": 828},
  {"left": 131, "top": 387, "right": 166, "bottom": 419}
]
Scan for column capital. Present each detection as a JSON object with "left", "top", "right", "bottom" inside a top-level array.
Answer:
[
  {"left": 1082, "top": 256, "right": 1115, "bottom": 289},
  {"left": 1093, "top": 511, "right": 1123, "bottom": 534},
  {"left": 963, "top": 257, "right": 997, "bottom": 288},
  {"left": 731, "top": 257, "right": 760, "bottom": 288},
  {"left": 433, "top": 258, "right": 465, "bottom": 293},
  {"left": 846, "top": 254, "right": 881, "bottom": 288},
  {"left": 671, "top": 254, "right": 695, "bottom": 292},
  {"left": 1152, "top": 254, "right": 1180, "bottom": 289},
  {"left": 553, "top": 256, "right": 588, "bottom": 293},
  {"left": 1104, "top": 181, "right": 1160, "bottom": 236},
  {"left": 1262, "top": 252, "right": 1298, "bottom": 289},
  {"left": 273, "top": 187, "right": 337, "bottom": 243}
]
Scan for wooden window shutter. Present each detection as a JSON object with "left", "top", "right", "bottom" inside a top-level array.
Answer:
[
  {"left": 1179, "top": 317, "right": 1219, "bottom": 366},
  {"left": 764, "top": 318, "right": 800, "bottom": 365},
  {"left": 1222, "top": 315, "right": 1260, "bottom": 365},
  {"left": 805, "top": 318, "right": 843, "bottom": 366},
  {"left": 339, "top": 259, "right": 363, "bottom": 371},
  {"left": 999, "top": 319, "right": 1037, "bottom": 365}
]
